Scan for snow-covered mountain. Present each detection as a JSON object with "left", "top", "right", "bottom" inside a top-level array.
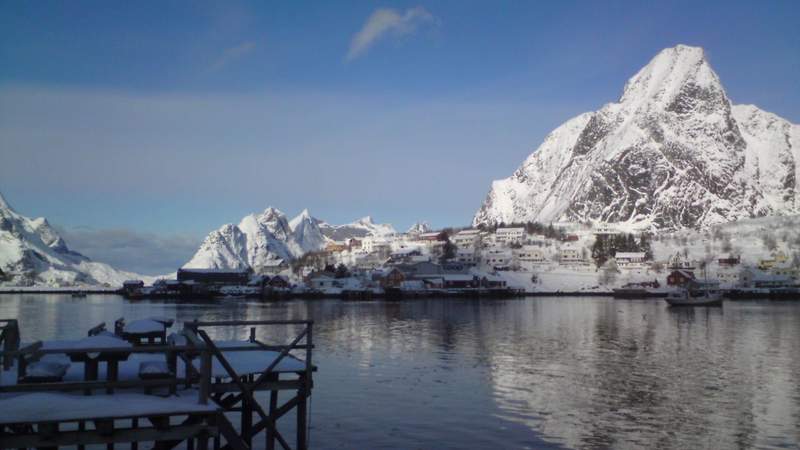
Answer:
[
  {"left": 184, "top": 208, "right": 395, "bottom": 270},
  {"left": 316, "top": 216, "right": 397, "bottom": 241},
  {"left": 407, "top": 221, "right": 432, "bottom": 234},
  {"left": 474, "top": 45, "right": 799, "bottom": 231},
  {"left": 0, "top": 192, "right": 146, "bottom": 286}
]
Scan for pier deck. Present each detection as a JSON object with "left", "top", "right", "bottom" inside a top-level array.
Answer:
[{"left": 0, "top": 319, "right": 315, "bottom": 450}]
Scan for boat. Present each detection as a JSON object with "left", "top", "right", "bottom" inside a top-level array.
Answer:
[{"left": 664, "top": 280, "right": 722, "bottom": 307}]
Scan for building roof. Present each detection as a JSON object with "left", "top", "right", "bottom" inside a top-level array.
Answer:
[
  {"left": 455, "top": 229, "right": 481, "bottom": 236},
  {"left": 614, "top": 252, "right": 646, "bottom": 259},
  {"left": 179, "top": 268, "right": 251, "bottom": 274},
  {"left": 496, "top": 227, "right": 525, "bottom": 233}
]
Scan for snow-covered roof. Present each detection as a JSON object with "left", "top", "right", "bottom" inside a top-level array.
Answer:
[
  {"left": 455, "top": 229, "right": 481, "bottom": 236},
  {"left": 615, "top": 252, "right": 646, "bottom": 258}
]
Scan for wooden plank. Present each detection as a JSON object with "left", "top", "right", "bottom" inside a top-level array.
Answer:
[
  {"left": 0, "top": 377, "right": 186, "bottom": 394},
  {"left": 0, "top": 424, "right": 214, "bottom": 448}
]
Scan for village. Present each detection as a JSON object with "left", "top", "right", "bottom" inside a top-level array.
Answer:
[{"left": 122, "top": 221, "right": 800, "bottom": 301}]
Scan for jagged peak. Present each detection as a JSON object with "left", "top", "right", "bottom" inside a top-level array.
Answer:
[
  {"left": 357, "top": 215, "right": 374, "bottom": 225},
  {"left": 0, "top": 191, "right": 12, "bottom": 211},
  {"left": 289, "top": 208, "right": 319, "bottom": 232},
  {"left": 620, "top": 44, "right": 723, "bottom": 107}
]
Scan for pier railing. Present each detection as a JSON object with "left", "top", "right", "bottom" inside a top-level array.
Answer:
[
  {"left": 0, "top": 319, "right": 315, "bottom": 450},
  {"left": 183, "top": 319, "right": 315, "bottom": 450}
]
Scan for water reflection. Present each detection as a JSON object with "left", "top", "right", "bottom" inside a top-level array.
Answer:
[{"left": 1, "top": 295, "right": 798, "bottom": 449}]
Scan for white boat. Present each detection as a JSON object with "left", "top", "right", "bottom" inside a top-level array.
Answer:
[{"left": 664, "top": 280, "right": 723, "bottom": 307}]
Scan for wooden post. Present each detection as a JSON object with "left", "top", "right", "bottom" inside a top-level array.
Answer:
[
  {"left": 199, "top": 350, "right": 212, "bottom": 405},
  {"left": 241, "top": 394, "right": 252, "bottom": 447},
  {"left": 249, "top": 327, "right": 256, "bottom": 343},
  {"left": 297, "top": 384, "right": 307, "bottom": 450},
  {"left": 266, "top": 373, "right": 278, "bottom": 450}
]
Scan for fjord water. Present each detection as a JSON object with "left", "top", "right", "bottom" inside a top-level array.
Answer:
[{"left": 2, "top": 295, "right": 799, "bottom": 449}]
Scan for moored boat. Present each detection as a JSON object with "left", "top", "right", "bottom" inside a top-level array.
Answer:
[{"left": 665, "top": 280, "right": 722, "bottom": 307}]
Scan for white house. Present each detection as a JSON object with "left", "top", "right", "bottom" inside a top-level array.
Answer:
[
  {"left": 453, "top": 229, "right": 482, "bottom": 248},
  {"left": 456, "top": 249, "right": 477, "bottom": 265},
  {"left": 614, "top": 252, "right": 646, "bottom": 267},
  {"left": 514, "top": 245, "right": 545, "bottom": 264},
  {"left": 560, "top": 247, "right": 583, "bottom": 264},
  {"left": 484, "top": 249, "right": 513, "bottom": 268},
  {"left": 495, "top": 227, "right": 525, "bottom": 244}
]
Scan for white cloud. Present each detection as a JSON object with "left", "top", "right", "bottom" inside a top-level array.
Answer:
[
  {"left": 211, "top": 41, "right": 257, "bottom": 71},
  {"left": 346, "top": 7, "right": 437, "bottom": 61}
]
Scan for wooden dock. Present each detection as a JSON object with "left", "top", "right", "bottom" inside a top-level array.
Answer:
[{"left": 0, "top": 318, "right": 316, "bottom": 450}]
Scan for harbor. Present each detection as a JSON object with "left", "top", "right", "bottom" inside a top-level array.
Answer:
[{"left": 1, "top": 293, "right": 799, "bottom": 449}]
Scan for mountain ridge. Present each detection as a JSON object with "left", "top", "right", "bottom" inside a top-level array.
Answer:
[{"left": 474, "top": 45, "right": 799, "bottom": 230}]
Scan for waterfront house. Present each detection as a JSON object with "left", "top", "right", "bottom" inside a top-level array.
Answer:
[
  {"left": 308, "top": 274, "right": 336, "bottom": 290},
  {"left": 667, "top": 269, "right": 695, "bottom": 286},
  {"left": 481, "top": 275, "right": 507, "bottom": 288},
  {"left": 122, "top": 280, "right": 144, "bottom": 294},
  {"left": 717, "top": 254, "right": 741, "bottom": 267},
  {"left": 442, "top": 274, "right": 479, "bottom": 289},
  {"left": 177, "top": 268, "right": 253, "bottom": 286},
  {"left": 560, "top": 247, "right": 583, "bottom": 264},
  {"left": 257, "top": 258, "right": 288, "bottom": 275},
  {"left": 268, "top": 275, "right": 290, "bottom": 289},
  {"left": 375, "top": 267, "right": 405, "bottom": 288},
  {"left": 614, "top": 252, "right": 647, "bottom": 267}
]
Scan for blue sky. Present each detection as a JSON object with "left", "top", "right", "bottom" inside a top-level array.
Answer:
[{"left": 1, "top": 1, "right": 798, "bottom": 273}]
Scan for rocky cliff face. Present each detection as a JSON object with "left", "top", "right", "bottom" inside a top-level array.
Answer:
[{"left": 474, "top": 45, "right": 799, "bottom": 230}]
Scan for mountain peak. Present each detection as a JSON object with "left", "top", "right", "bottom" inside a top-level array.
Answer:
[
  {"left": 358, "top": 215, "right": 374, "bottom": 224},
  {"left": 474, "top": 44, "right": 798, "bottom": 230},
  {"left": 620, "top": 44, "right": 722, "bottom": 108},
  {"left": 0, "top": 191, "right": 12, "bottom": 211}
]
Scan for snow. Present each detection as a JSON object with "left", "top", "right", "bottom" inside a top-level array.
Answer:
[
  {"left": 474, "top": 44, "right": 798, "bottom": 231},
  {"left": 0, "top": 194, "right": 152, "bottom": 287},
  {"left": 0, "top": 393, "right": 216, "bottom": 424},
  {"left": 124, "top": 319, "right": 166, "bottom": 335},
  {"left": 185, "top": 207, "right": 398, "bottom": 270},
  {"left": 139, "top": 360, "right": 171, "bottom": 376},
  {"left": 44, "top": 335, "right": 133, "bottom": 352},
  {"left": 180, "top": 341, "right": 307, "bottom": 377},
  {"left": 24, "top": 361, "right": 70, "bottom": 379}
]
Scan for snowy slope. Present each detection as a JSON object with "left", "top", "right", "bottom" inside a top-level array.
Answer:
[
  {"left": 474, "top": 45, "right": 799, "bottom": 230},
  {"left": 407, "top": 221, "right": 432, "bottom": 234},
  {"left": 0, "top": 192, "right": 147, "bottom": 287},
  {"left": 184, "top": 207, "right": 396, "bottom": 270},
  {"left": 317, "top": 216, "right": 397, "bottom": 241}
]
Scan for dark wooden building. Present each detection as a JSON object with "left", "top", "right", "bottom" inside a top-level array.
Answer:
[
  {"left": 666, "top": 269, "right": 695, "bottom": 287},
  {"left": 177, "top": 268, "right": 253, "bottom": 285}
]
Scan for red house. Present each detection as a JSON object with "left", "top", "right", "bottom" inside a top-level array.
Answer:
[{"left": 667, "top": 270, "right": 695, "bottom": 287}]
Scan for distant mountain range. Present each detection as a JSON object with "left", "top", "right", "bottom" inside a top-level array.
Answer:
[
  {"left": 0, "top": 192, "right": 145, "bottom": 286},
  {"left": 474, "top": 45, "right": 799, "bottom": 230},
  {"left": 183, "top": 208, "right": 396, "bottom": 270}
]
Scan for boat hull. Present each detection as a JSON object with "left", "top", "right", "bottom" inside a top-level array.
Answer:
[{"left": 664, "top": 297, "right": 723, "bottom": 307}]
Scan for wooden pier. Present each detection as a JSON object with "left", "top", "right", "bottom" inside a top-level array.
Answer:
[{"left": 0, "top": 318, "right": 315, "bottom": 450}]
